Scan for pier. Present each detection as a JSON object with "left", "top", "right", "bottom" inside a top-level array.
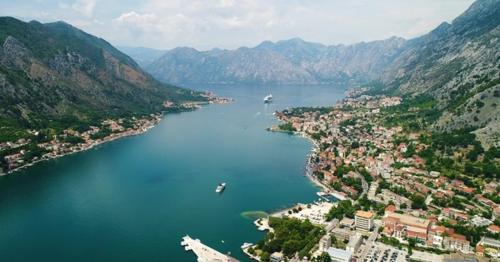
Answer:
[{"left": 181, "top": 235, "right": 239, "bottom": 262}]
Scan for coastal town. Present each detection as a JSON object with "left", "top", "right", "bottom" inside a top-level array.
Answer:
[
  {"left": 0, "top": 93, "right": 233, "bottom": 175},
  {"left": 243, "top": 93, "right": 499, "bottom": 262}
]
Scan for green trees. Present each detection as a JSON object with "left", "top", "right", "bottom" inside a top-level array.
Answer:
[
  {"left": 90, "top": 127, "right": 112, "bottom": 140},
  {"left": 317, "top": 252, "right": 331, "bottom": 262},
  {"left": 326, "top": 200, "right": 355, "bottom": 221},
  {"left": 258, "top": 217, "right": 324, "bottom": 260},
  {"left": 408, "top": 238, "right": 416, "bottom": 255},
  {"left": 403, "top": 143, "right": 416, "bottom": 158},
  {"left": 410, "top": 194, "right": 427, "bottom": 210},
  {"left": 260, "top": 251, "right": 270, "bottom": 262},
  {"left": 63, "top": 135, "right": 85, "bottom": 144},
  {"left": 278, "top": 122, "right": 296, "bottom": 132},
  {"left": 342, "top": 177, "right": 363, "bottom": 192}
]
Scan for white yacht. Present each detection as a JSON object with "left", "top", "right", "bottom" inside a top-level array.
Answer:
[
  {"left": 215, "top": 183, "right": 226, "bottom": 193},
  {"left": 263, "top": 94, "right": 273, "bottom": 103}
]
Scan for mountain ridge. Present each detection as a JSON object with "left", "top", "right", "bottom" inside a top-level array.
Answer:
[
  {"left": 0, "top": 16, "right": 205, "bottom": 141},
  {"left": 142, "top": 36, "right": 407, "bottom": 85},
  {"left": 122, "top": 0, "right": 500, "bottom": 145}
]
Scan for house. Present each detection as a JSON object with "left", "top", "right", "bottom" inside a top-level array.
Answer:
[
  {"left": 427, "top": 225, "right": 454, "bottom": 248},
  {"left": 383, "top": 211, "right": 430, "bottom": 243},
  {"left": 441, "top": 208, "right": 469, "bottom": 222},
  {"left": 379, "top": 189, "right": 412, "bottom": 208},
  {"left": 476, "top": 237, "right": 500, "bottom": 259},
  {"left": 385, "top": 205, "right": 397, "bottom": 213},
  {"left": 487, "top": 224, "right": 500, "bottom": 234},
  {"left": 270, "top": 252, "right": 284, "bottom": 262},
  {"left": 494, "top": 206, "right": 500, "bottom": 220},
  {"left": 471, "top": 216, "right": 492, "bottom": 227},
  {"left": 331, "top": 227, "right": 352, "bottom": 241},
  {"left": 443, "top": 234, "right": 471, "bottom": 254},
  {"left": 339, "top": 217, "right": 355, "bottom": 228}
]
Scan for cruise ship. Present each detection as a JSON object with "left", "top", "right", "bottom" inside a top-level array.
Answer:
[
  {"left": 215, "top": 183, "right": 226, "bottom": 193},
  {"left": 263, "top": 94, "right": 273, "bottom": 103}
]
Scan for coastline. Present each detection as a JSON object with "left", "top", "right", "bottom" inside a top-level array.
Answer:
[
  {"left": 5, "top": 119, "right": 159, "bottom": 175},
  {"left": 4, "top": 96, "right": 233, "bottom": 175},
  {"left": 241, "top": 110, "right": 347, "bottom": 261},
  {"left": 269, "top": 123, "right": 328, "bottom": 192}
]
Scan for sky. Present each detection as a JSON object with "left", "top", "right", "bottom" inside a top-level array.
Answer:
[{"left": 0, "top": 0, "right": 475, "bottom": 50}]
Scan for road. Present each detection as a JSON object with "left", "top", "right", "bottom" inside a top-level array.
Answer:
[{"left": 357, "top": 225, "right": 380, "bottom": 261}]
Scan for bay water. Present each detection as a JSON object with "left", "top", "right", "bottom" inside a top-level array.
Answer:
[{"left": 0, "top": 85, "right": 345, "bottom": 261}]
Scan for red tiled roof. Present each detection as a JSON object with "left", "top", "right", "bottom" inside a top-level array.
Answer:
[{"left": 385, "top": 205, "right": 397, "bottom": 212}]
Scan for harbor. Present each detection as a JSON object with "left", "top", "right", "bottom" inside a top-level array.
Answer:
[{"left": 181, "top": 236, "right": 239, "bottom": 262}]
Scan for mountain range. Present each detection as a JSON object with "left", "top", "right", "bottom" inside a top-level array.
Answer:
[
  {"left": 0, "top": 0, "right": 498, "bottom": 146},
  {"left": 124, "top": 0, "right": 499, "bottom": 144},
  {"left": 133, "top": 0, "right": 498, "bottom": 89},
  {"left": 0, "top": 17, "right": 204, "bottom": 140},
  {"left": 139, "top": 36, "right": 406, "bottom": 86}
]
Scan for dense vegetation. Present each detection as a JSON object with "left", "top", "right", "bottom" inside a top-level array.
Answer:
[
  {"left": 417, "top": 129, "right": 500, "bottom": 180},
  {"left": 256, "top": 217, "right": 324, "bottom": 261},
  {"left": 278, "top": 122, "right": 296, "bottom": 132},
  {"left": 325, "top": 200, "right": 355, "bottom": 221},
  {"left": 381, "top": 95, "right": 441, "bottom": 132},
  {"left": 0, "top": 17, "right": 206, "bottom": 144}
]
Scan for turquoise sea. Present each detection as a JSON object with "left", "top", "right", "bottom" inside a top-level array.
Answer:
[{"left": 0, "top": 84, "right": 345, "bottom": 261}]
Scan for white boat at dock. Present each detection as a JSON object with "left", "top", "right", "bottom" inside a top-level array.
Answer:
[{"left": 241, "top": 243, "right": 253, "bottom": 249}]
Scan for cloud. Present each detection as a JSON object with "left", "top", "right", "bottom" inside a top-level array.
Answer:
[
  {"left": 71, "top": 0, "right": 97, "bottom": 17},
  {"left": 0, "top": 0, "right": 475, "bottom": 50},
  {"left": 115, "top": 11, "right": 157, "bottom": 25}
]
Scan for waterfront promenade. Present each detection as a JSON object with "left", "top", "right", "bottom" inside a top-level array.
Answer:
[{"left": 181, "top": 236, "right": 239, "bottom": 262}]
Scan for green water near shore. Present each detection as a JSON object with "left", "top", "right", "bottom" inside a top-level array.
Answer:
[
  {"left": 241, "top": 211, "right": 269, "bottom": 220},
  {"left": 0, "top": 84, "right": 345, "bottom": 261}
]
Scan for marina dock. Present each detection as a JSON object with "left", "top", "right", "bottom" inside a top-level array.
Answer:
[{"left": 181, "top": 235, "right": 239, "bottom": 262}]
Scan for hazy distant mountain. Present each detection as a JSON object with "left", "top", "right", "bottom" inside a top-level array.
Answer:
[
  {"left": 142, "top": 37, "right": 406, "bottom": 85},
  {"left": 0, "top": 17, "right": 204, "bottom": 135},
  {"left": 117, "top": 46, "right": 165, "bottom": 68}
]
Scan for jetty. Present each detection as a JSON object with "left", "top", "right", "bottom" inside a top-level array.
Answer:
[{"left": 181, "top": 235, "right": 239, "bottom": 262}]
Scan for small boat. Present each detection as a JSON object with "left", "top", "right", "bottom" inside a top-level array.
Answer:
[
  {"left": 241, "top": 243, "right": 253, "bottom": 249},
  {"left": 263, "top": 94, "right": 273, "bottom": 103},
  {"left": 215, "top": 182, "right": 226, "bottom": 193}
]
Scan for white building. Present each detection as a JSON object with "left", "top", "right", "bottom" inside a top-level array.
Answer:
[
  {"left": 270, "top": 252, "right": 284, "bottom": 262},
  {"left": 327, "top": 247, "right": 352, "bottom": 262},
  {"left": 471, "top": 215, "right": 492, "bottom": 227},
  {"left": 346, "top": 233, "right": 363, "bottom": 253},
  {"left": 319, "top": 234, "right": 332, "bottom": 251},
  {"left": 355, "top": 210, "right": 374, "bottom": 231}
]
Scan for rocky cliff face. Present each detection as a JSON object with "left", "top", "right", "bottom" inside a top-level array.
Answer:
[
  {"left": 380, "top": 0, "right": 500, "bottom": 143},
  {"left": 0, "top": 17, "right": 203, "bottom": 131}
]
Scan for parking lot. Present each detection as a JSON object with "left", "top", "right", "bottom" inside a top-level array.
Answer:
[{"left": 362, "top": 243, "right": 408, "bottom": 262}]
